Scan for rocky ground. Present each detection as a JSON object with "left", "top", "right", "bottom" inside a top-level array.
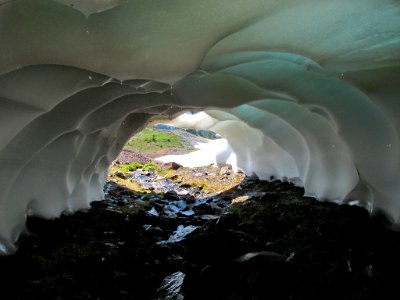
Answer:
[
  {"left": 1, "top": 130, "right": 400, "bottom": 299},
  {"left": 1, "top": 164, "right": 400, "bottom": 299}
]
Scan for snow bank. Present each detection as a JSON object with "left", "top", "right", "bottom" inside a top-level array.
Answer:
[{"left": 0, "top": 0, "right": 399, "bottom": 253}]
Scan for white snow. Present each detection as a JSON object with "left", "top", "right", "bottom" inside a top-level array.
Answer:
[
  {"left": 156, "top": 138, "right": 238, "bottom": 171},
  {"left": 0, "top": 0, "right": 399, "bottom": 253}
]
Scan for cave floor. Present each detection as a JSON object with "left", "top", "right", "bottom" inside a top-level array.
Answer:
[{"left": 1, "top": 168, "right": 399, "bottom": 299}]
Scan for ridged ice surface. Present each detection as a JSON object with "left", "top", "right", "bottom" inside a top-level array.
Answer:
[{"left": 0, "top": 0, "right": 399, "bottom": 253}]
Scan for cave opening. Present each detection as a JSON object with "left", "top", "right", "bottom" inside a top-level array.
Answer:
[
  {"left": 0, "top": 64, "right": 399, "bottom": 299},
  {"left": 1, "top": 0, "right": 400, "bottom": 298},
  {"left": 1, "top": 110, "right": 400, "bottom": 300}
]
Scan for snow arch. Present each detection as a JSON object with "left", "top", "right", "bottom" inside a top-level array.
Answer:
[{"left": 0, "top": 0, "right": 399, "bottom": 253}]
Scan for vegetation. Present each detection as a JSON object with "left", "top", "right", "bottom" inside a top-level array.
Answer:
[
  {"left": 110, "top": 161, "right": 161, "bottom": 173},
  {"left": 109, "top": 162, "right": 244, "bottom": 195},
  {"left": 117, "top": 162, "right": 143, "bottom": 172},
  {"left": 158, "top": 165, "right": 243, "bottom": 194},
  {"left": 124, "top": 128, "right": 183, "bottom": 153},
  {"left": 112, "top": 162, "right": 161, "bottom": 173},
  {"left": 108, "top": 162, "right": 162, "bottom": 192},
  {"left": 108, "top": 126, "right": 242, "bottom": 194},
  {"left": 142, "top": 163, "right": 160, "bottom": 171}
]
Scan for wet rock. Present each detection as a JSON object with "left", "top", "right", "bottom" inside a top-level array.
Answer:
[
  {"left": 215, "top": 211, "right": 240, "bottom": 227},
  {"left": 112, "top": 170, "right": 126, "bottom": 179},
  {"left": 178, "top": 209, "right": 195, "bottom": 217},
  {"left": 151, "top": 202, "right": 165, "bottom": 213},
  {"left": 234, "top": 251, "right": 285, "bottom": 264},
  {"left": 154, "top": 271, "right": 185, "bottom": 300},
  {"left": 164, "top": 190, "right": 180, "bottom": 200},
  {"left": 90, "top": 200, "right": 109, "bottom": 209},
  {"left": 199, "top": 215, "right": 219, "bottom": 221},
  {"left": 147, "top": 207, "right": 159, "bottom": 217},
  {"left": 152, "top": 199, "right": 168, "bottom": 206},
  {"left": 181, "top": 194, "right": 196, "bottom": 204},
  {"left": 158, "top": 225, "right": 199, "bottom": 244},
  {"left": 104, "top": 242, "right": 118, "bottom": 249},
  {"left": 163, "top": 205, "right": 180, "bottom": 218},
  {"left": 192, "top": 202, "right": 216, "bottom": 215},
  {"left": 174, "top": 200, "right": 187, "bottom": 210},
  {"left": 118, "top": 189, "right": 137, "bottom": 197},
  {"left": 11, "top": 171, "right": 400, "bottom": 300},
  {"left": 143, "top": 224, "right": 153, "bottom": 231},
  {"left": 116, "top": 199, "right": 127, "bottom": 206},
  {"left": 177, "top": 190, "right": 189, "bottom": 196},
  {"left": 171, "top": 162, "right": 183, "bottom": 170}
]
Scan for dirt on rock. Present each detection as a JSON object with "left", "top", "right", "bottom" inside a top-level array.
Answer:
[{"left": 113, "top": 150, "right": 153, "bottom": 164}]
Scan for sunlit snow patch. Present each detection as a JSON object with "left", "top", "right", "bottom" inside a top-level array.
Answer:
[{"left": 156, "top": 138, "right": 238, "bottom": 171}]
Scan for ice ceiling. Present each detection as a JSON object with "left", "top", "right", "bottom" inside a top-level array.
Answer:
[{"left": 0, "top": 0, "right": 399, "bottom": 253}]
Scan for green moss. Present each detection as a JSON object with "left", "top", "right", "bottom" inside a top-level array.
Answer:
[
  {"left": 124, "top": 128, "right": 183, "bottom": 153},
  {"left": 142, "top": 163, "right": 161, "bottom": 171},
  {"left": 117, "top": 162, "right": 143, "bottom": 172},
  {"left": 111, "top": 161, "right": 159, "bottom": 173},
  {"left": 157, "top": 168, "right": 177, "bottom": 178},
  {"left": 228, "top": 204, "right": 241, "bottom": 215}
]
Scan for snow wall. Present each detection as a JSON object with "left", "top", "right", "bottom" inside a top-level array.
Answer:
[{"left": 0, "top": 0, "right": 399, "bottom": 253}]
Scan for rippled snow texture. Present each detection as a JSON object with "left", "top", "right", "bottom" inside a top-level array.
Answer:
[{"left": 0, "top": 0, "right": 399, "bottom": 253}]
